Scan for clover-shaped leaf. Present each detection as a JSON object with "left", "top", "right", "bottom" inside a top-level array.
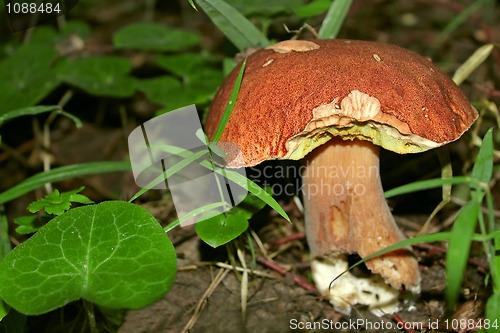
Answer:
[
  {"left": 28, "top": 187, "right": 93, "bottom": 216},
  {"left": 0, "top": 201, "right": 177, "bottom": 315}
]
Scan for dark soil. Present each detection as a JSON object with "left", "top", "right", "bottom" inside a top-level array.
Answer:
[{"left": 1, "top": 0, "right": 499, "bottom": 332}]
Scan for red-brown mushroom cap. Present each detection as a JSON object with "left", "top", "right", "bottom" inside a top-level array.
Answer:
[{"left": 205, "top": 39, "right": 478, "bottom": 167}]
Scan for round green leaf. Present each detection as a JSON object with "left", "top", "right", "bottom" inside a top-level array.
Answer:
[
  {"left": 138, "top": 70, "right": 222, "bottom": 112},
  {"left": 0, "top": 45, "right": 59, "bottom": 114},
  {"left": 195, "top": 212, "right": 249, "bottom": 248},
  {"left": 155, "top": 53, "right": 219, "bottom": 77},
  {"left": 113, "top": 23, "right": 200, "bottom": 52},
  {"left": 0, "top": 201, "right": 176, "bottom": 315},
  {"left": 56, "top": 56, "right": 136, "bottom": 97}
]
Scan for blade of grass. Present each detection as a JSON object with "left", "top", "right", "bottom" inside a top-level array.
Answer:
[
  {"left": 128, "top": 146, "right": 209, "bottom": 202},
  {"left": 0, "top": 161, "right": 131, "bottom": 204},
  {"left": 0, "top": 211, "right": 10, "bottom": 260},
  {"left": 194, "top": 0, "right": 269, "bottom": 51},
  {"left": 420, "top": 148, "right": 453, "bottom": 234},
  {"left": 446, "top": 200, "right": 480, "bottom": 311},
  {"left": 453, "top": 44, "right": 494, "bottom": 85},
  {"left": 318, "top": 0, "right": 353, "bottom": 39},
  {"left": 210, "top": 166, "right": 290, "bottom": 222},
  {"left": 384, "top": 176, "right": 477, "bottom": 199},
  {"left": 471, "top": 128, "right": 498, "bottom": 298},
  {"left": 212, "top": 58, "right": 246, "bottom": 142},
  {"left": 493, "top": 220, "right": 500, "bottom": 297},
  {"left": 129, "top": 142, "right": 290, "bottom": 223},
  {"left": 163, "top": 201, "right": 229, "bottom": 233},
  {"left": 359, "top": 230, "right": 500, "bottom": 264},
  {"left": 0, "top": 106, "right": 81, "bottom": 128},
  {"left": 484, "top": 293, "right": 500, "bottom": 332},
  {"left": 187, "top": 0, "right": 197, "bottom": 10},
  {"left": 428, "top": 0, "right": 485, "bottom": 55},
  {"left": 236, "top": 246, "right": 248, "bottom": 322},
  {"left": 0, "top": 211, "right": 9, "bottom": 321},
  {"left": 0, "top": 105, "right": 59, "bottom": 125},
  {"left": 471, "top": 128, "right": 494, "bottom": 188},
  {"left": 328, "top": 231, "right": 455, "bottom": 290},
  {"left": 329, "top": 229, "right": 500, "bottom": 289}
]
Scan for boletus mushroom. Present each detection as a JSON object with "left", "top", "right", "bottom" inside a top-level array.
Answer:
[{"left": 205, "top": 40, "right": 478, "bottom": 314}]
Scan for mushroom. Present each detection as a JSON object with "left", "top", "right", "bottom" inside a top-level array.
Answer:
[{"left": 205, "top": 40, "right": 478, "bottom": 313}]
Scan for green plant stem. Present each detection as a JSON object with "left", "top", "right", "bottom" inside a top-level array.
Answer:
[
  {"left": 144, "top": 0, "right": 157, "bottom": 21},
  {"left": 42, "top": 90, "right": 74, "bottom": 193},
  {"left": 83, "top": 300, "right": 98, "bottom": 333}
]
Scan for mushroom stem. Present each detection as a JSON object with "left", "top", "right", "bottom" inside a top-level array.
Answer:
[{"left": 303, "top": 137, "right": 420, "bottom": 291}]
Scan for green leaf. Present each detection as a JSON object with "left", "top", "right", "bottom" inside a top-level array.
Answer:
[
  {"left": 445, "top": 201, "right": 480, "bottom": 311},
  {"left": 222, "top": 58, "right": 237, "bottom": 76},
  {"left": 0, "top": 161, "right": 131, "bottom": 205},
  {"left": 0, "top": 201, "right": 177, "bottom": 315},
  {"left": 294, "top": 0, "right": 332, "bottom": 18},
  {"left": 138, "top": 70, "right": 223, "bottom": 112},
  {"left": 224, "top": 0, "right": 302, "bottom": 16},
  {"left": 0, "top": 301, "right": 7, "bottom": 322},
  {"left": 66, "top": 194, "right": 94, "bottom": 205},
  {"left": 30, "top": 21, "right": 90, "bottom": 47},
  {"left": 485, "top": 293, "right": 500, "bottom": 332},
  {"left": 195, "top": 0, "right": 269, "bottom": 51},
  {"left": 29, "top": 26, "right": 59, "bottom": 45},
  {"left": 155, "top": 53, "right": 219, "bottom": 78},
  {"left": 60, "top": 187, "right": 93, "bottom": 203},
  {"left": 56, "top": 56, "right": 136, "bottom": 97},
  {"left": 0, "top": 309, "right": 26, "bottom": 331},
  {"left": 471, "top": 128, "right": 494, "bottom": 185},
  {"left": 28, "top": 187, "right": 94, "bottom": 216},
  {"left": 196, "top": 212, "right": 249, "bottom": 247},
  {"left": 195, "top": 190, "right": 269, "bottom": 247},
  {"left": 137, "top": 76, "right": 180, "bottom": 105},
  {"left": 30, "top": 20, "right": 90, "bottom": 44},
  {"left": 0, "top": 45, "right": 59, "bottom": 115},
  {"left": 113, "top": 23, "right": 200, "bottom": 52},
  {"left": 318, "top": 0, "right": 353, "bottom": 39},
  {"left": 28, "top": 189, "right": 70, "bottom": 215},
  {"left": 195, "top": 189, "right": 270, "bottom": 247},
  {"left": 14, "top": 215, "right": 50, "bottom": 235},
  {"left": 59, "top": 20, "right": 92, "bottom": 40}
]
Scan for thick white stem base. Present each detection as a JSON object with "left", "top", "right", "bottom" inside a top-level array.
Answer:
[{"left": 302, "top": 138, "right": 420, "bottom": 314}]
